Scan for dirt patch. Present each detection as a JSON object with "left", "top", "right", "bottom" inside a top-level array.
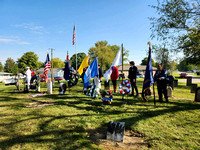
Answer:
[
  {"left": 88, "top": 128, "right": 148, "bottom": 150},
  {"left": 26, "top": 100, "right": 55, "bottom": 108}
]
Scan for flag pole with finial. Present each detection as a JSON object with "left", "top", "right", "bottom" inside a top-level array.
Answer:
[{"left": 148, "top": 42, "right": 156, "bottom": 106}]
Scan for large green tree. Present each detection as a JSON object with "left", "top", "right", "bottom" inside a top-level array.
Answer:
[
  {"left": 150, "top": 0, "right": 200, "bottom": 64},
  {"left": 70, "top": 53, "right": 87, "bottom": 70},
  {"left": 51, "top": 57, "right": 65, "bottom": 68},
  {"left": 177, "top": 58, "right": 194, "bottom": 71},
  {"left": 4, "top": 58, "right": 19, "bottom": 75},
  {"left": 0, "top": 62, "right": 3, "bottom": 72},
  {"left": 152, "top": 44, "right": 170, "bottom": 70},
  {"left": 17, "top": 52, "right": 39, "bottom": 73},
  {"left": 88, "top": 41, "right": 129, "bottom": 70},
  {"left": 140, "top": 57, "right": 156, "bottom": 67}
]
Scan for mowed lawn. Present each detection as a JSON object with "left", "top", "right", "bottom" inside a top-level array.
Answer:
[{"left": 0, "top": 78, "right": 199, "bottom": 149}]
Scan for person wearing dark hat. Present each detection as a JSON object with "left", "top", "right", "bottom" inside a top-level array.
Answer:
[
  {"left": 128, "top": 61, "right": 138, "bottom": 97},
  {"left": 154, "top": 65, "right": 168, "bottom": 102}
]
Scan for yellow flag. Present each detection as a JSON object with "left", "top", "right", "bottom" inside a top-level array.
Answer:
[{"left": 78, "top": 55, "right": 89, "bottom": 75}]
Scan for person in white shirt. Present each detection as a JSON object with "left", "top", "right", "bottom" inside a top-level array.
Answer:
[{"left": 25, "top": 67, "right": 31, "bottom": 89}]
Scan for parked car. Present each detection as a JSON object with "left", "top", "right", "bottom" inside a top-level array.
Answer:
[
  {"left": 118, "top": 73, "right": 125, "bottom": 80},
  {"left": 54, "top": 76, "right": 63, "bottom": 83},
  {"left": 136, "top": 73, "right": 144, "bottom": 78},
  {"left": 180, "top": 73, "right": 187, "bottom": 78}
]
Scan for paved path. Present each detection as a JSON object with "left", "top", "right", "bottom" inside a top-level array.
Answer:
[{"left": 178, "top": 78, "right": 200, "bottom": 83}]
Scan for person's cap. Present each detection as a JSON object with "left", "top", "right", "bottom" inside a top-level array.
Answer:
[
  {"left": 98, "top": 64, "right": 101, "bottom": 66},
  {"left": 26, "top": 66, "right": 30, "bottom": 69}
]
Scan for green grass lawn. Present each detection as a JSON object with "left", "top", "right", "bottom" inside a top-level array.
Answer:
[{"left": 0, "top": 78, "right": 199, "bottom": 149}]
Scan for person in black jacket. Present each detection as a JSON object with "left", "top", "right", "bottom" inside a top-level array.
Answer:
[
  {"left": 128, "top": 61, "right": 138, "bottom": 97},
  {"left": 154, "top": 65, "right": 168, "bottom": 102}
]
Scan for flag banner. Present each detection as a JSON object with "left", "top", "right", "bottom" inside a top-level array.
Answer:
[
  {"left": 66, "top": 52, "right": 69, "bottom": 61},
  {"left": 78, "top": 55, "right": 89, "bottom": 75},
  {"left": 72, "top": 25, "right": 76, "bottom": 45},
  {"left": 142, "top": 49, "right": 154, "bottom": 101},
  {"left": 44, "top": 52, "right": 51, "bottom": 82},
  {"left": 103, "top": 47, "right": 122, "bottom": 81},
  {"left": 83, "top": 57, "right": 98, "bottom": 88},
  {"left": 64, "top": 60, "right": 70, "bottom": 80}
]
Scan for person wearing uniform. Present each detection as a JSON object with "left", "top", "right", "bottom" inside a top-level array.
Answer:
[
  {"left": 154, "top": 65, "right": 168, "bottom": 102},
  {"left": 128, "top": 61, "right": 138, "bottom": 97},
  {"left": 25, "top": 67, "right": 31, "bottom": 89},
  {"left": 94, "top": 64, "right": 103, "bottom": 95}
]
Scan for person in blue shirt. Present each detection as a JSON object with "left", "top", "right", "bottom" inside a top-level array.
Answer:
[{"left": 154, "top": 65, "right": 168, "bottom": 102}]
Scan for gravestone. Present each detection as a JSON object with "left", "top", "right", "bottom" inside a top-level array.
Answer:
[
  {"left": 191, "top": 84, "right": 197, "bottom": 93},
  {"left": 107, "top": 121, "right": 125, "bottom": 142},
  {"left": 47, "top": 81, "right": 52, "bottom": 94},
  {"left": 104, "top": 81, "right": 110, "bottom": 90},
  {"left": 16, "top": 79, "right": 20, "bottom": 91},
  {"left": 195, "top": 87, "right": 200, "bottom": 102},
  {"left": 167, "top": 86, "right": 173, "bottom": 97},
  {"left": 187, "top": 76, "right": 192, "bottom": 86},
  {"left": 174, "top": 79, "right": 178, "bottom": 87}
]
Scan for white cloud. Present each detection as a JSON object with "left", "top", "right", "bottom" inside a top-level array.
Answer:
[
  {"left": 0, "top": 38, "right": 30, "bottom": 45},
  {"left": 13, "top": 23, "right": 46, "bottom": 34}
]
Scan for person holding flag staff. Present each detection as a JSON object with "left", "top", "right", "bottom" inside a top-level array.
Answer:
[
  {"left": 93, "top": 64, "right": 103, "bottom": 96},
  {"left": 154, "top": 65, "right": 168, "bottom": 103},
  {"left": 128, "top": 61, "right": 138, "bottom": 97},
  {"left": 141, "top": 42, "right": 154, "bottom": 102}
]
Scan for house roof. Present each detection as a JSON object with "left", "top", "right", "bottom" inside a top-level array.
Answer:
[
  {"left": 117, "top": 65, "right": 157, "bottom": 71},
  {"left": 0, "top": 72, "right": 12, "bottom": 75},
  {"left": 36, "top": 68, "right": 64, "bottom": 73}
]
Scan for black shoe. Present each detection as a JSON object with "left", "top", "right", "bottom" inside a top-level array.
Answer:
[{"left": 134, "top": 94, "right": 139, "bottom": 98}]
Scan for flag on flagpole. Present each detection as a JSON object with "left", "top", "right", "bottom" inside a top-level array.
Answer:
[
  {"left": 66, "top": 51, "right": 69, "bottom": 61},
  {"left": 44, "top": 52, "right": 51, "bottom": 82},
  {"left": 72, "top": 25, "right": 76, "bottom": 45},
  {"left": 103, "top": 47, "right": 122, "bottom": 81},
  {"left": 83, "top": 57, "right": 98, "bottom": 88},
  {"left": 141, "top": 48, "right": 154, "bottom": 101},
  {"left": 78, "top": 55, "right": 89, "bottom": 75}
]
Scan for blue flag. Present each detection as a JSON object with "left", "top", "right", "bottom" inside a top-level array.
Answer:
[
  {"left": 142, "top": 49, "right": 154, "bottom": 101},
  {"left": 83, "top": 57, "right": 98, "bottom": 88},
  {"left": 64, "top": 60, "right": 70, "bottom": 80}
]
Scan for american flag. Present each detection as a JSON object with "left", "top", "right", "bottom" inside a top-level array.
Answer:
[
  {"left": 44, "top": 52, "right": 51, "bottom": 82},
  {"left": 72, "top": 25, "right": 76, "bottom": 45}
]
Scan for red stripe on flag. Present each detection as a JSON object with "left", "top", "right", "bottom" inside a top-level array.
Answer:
[{"left": 72, "top": 25, "right": 76, "bottom": 45}]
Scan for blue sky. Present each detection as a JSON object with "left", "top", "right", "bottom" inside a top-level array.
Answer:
[{"left": 0, "top": 0, "right": 159, "bottom": 66}]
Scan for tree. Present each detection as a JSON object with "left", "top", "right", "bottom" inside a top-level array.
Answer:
[
  {"left": 177, "top": 58, "right": 194, "bottom": 71},
  {"left": 178, "top": 28, "right": 200, "bottom": 64},
  {"left": 4, "top": 58, "right": 19, "bottom": 75},
  {"left": 37, "top": 61, "right": 44, "bottom": 69},
  {"left": 51, "top": 57, "right": 65, "bottom": 68},
  {"left": 17, "top": 52, "right": 39, "bottom": 73},
  {"left": 152, "top": 44, "right": 170, "bottom": 70},
  {"left": 140, "top": 57, "right": 156, "bottom": 67},
  {"left": 88, "top": 41, "right": 129, "bottom": 70},
  {"left": 0, "top": 62, "right": 3, "bottom": 72},
  {"left": 149, "top": 0, "right": 200, "bottom": 64},
  {"left": 70, "top": 53, "right": 87, "bottom": 70}
]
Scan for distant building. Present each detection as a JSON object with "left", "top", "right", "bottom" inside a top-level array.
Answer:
[
  {"left": 0, "top": 72, "right": 12, "bottom": 82},
  {"left": 36, "top": 68, "right": 64, "bottom": 77},
  {"left": 117, "top": 65, "right": 157, "bottom": 78}
]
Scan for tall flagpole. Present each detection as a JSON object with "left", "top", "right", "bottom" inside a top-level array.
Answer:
[
  {"left": 121, "top": 44, "right": 124, "bottom": 100},
  {"left": 148, "top": 42, "right": 156, "bottom": 106},
  {"left": 75, "top": 25, "right": 77, "bottom": 71}
]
